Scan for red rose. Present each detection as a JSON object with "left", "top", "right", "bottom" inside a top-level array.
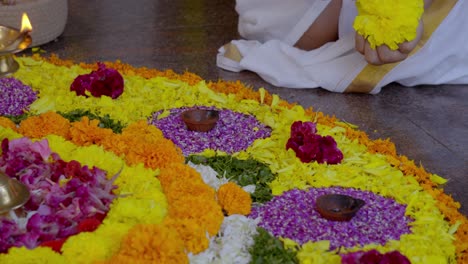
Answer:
[
  {"left": 286, "top": 121, "right": 343, "bottom": 164},
  {"left": 70, "top": 63, "right": 124, "bottom": 99}
]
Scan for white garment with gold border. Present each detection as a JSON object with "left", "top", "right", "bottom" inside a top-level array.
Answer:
[{"left": 217, "top": 0, "right": 467, "bottom": 94}]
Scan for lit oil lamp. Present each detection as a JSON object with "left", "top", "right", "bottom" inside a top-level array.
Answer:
[{"left": 0, "top": 13, "right": 32, "bottom": 77}]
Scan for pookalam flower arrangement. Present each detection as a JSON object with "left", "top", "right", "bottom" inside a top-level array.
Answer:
[{"left": 0, "top": 54, "right": 466, "bottom": 264}]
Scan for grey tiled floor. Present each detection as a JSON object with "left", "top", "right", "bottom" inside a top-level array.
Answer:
[{"left": 32, "top": 0, "right": 467, "bottom": 214}]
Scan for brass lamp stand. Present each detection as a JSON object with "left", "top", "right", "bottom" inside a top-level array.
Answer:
[{"left": 0, "top": 24, "right": 32, "bottom": 77}]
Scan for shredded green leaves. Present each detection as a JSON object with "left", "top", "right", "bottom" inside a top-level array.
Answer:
[
  {"left": 4, "top": 113, "right": 29, "bottom": 124},
  {"left": 186, "top": 155, "right": 275, "bottom": 203},
  {"left": 249, "top": 227, "right": 298, "bottom": 264}
]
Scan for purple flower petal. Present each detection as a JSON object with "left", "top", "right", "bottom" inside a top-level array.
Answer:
[
  {"left": 149, "top": 106, "right": 271, "bottom": 156},
  {"left": 0, "top": 77, "right": 37, "bottom": 116},
  {"left": 249, "top": 187, "right": 413, "bottom": 250},
  {"left": 0, "top": 138, "right": 117, "bottom": 252}
]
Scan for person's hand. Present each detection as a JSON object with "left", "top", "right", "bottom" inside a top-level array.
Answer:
[{"left": 355, "top": 20, "right": 424, "bottom": 65}]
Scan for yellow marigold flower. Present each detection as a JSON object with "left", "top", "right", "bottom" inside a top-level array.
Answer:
[
  {"left": 217, "top": 182, "right": 252, "bottom": 216},
  {"left": 169, "top": 196, "right": 224, "bottom": 236},
  {"left": 61, "top": 232, "right": 115, "bottom": 263},
  {"left": 69, "top": 116, "right": 114, "bottom": 146},
  {"left": 0, "top": 127, "right": 22, "bottom": 143},
  {"left": 112, "top": 164, "right": 163, "bottom": 199},
  {"left": 0, "top": 117, "right": 17, "bottom": 131},
  {"left": 164, "top": 218, "right": 210, "bottom": 254},
  {"left": 18, "top": 111, "right": 71, "bottom": 139},
  {"left": 105, "top": 197, "right": 167, "bottom": 225},
  {"left": 0, "top": 246, "right": 65, "bottom": 264},
  {"left": 107, "top": 224, "right": 188, "bottom": 264},
  {"left": 92, "top": 222, "right": 134, "bottom": 257},
  {"left": 296, "top": 241, "right": 341, "bottom": 264},
  {"left": 353, "top": 0, "right": 424, "bottom": 50}
]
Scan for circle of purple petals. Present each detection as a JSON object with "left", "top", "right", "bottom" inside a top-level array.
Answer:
[
  {"left": 0, "top": 77, "right": 37, "bottom": 116},
  {"left": 249, "top": 187, "right": 413, "bottom": 250},
  {"left": 149, "top": 106, "right": 271, "bottom": 156}
]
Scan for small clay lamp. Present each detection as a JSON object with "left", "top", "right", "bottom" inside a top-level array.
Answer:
[
  {"left": 315, "top": 194, "right": 365, "bottom": 221},
  {"left": 182, "top": 109, "right": 219, "bottom": 132},
  {"left": 0, "top": 172, "right": 30, "bottom": 214}
]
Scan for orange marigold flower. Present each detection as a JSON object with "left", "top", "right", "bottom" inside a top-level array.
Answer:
[
  {"left": 121, "top": 120, "right": 164, "bottom": 142},
  {"left": 69, "top": 116, "right": 114, "bottom": 146},
  {"left": 100, "top": 121, "right": 184, "bottom": 168},
  {"left": 454, "top": 222, "right": 468, "bottom": 259},
  {"left": 366, "top": 138, "right": 397, "bottom": 156},
  {"left": 0, "top": 117, "right": 17, "bottom": 131},
  {"left": 18, "top": 111, "right": 71, "bottom": 139},
  {"left": 164, "top": 180, "right": 216, "bottom": 204},
  {"left": 124, "top": 139, "right": 184, "bottom": 169},
  {"left": 345, "top": 127, "right": 370, "bottom": 145},
  {"left": 100, "top": 134, "right": 129, "bottom": 156},
  {"left": 208, "top": 80, "right": 266, "bottom": 103},
  {"left": 107, "top": 224, "right": 188, "bottom": 264},
  {"left": 94, "top": 121, "right": 183, "bottom": 169},
  {"left": 217, "top": 182, "right": 252, "bottom": 216},
  {"left": 164, "top": 218, "right": 210, "bottom": 254},
  {"left": 158, "top": 163, "right": 205, "bottom": 189},
  {"left": 169, "top": 197, "right": 224, "bottom": 236},
  {"left": 38, "top": 54, "right": 203, "bottom": 85}
]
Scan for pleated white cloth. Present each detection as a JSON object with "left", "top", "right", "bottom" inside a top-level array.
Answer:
[{"left": 217, "top": 0, "right": 468, "bottom": 94}]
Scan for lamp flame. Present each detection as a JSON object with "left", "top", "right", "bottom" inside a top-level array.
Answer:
[{"left": 20, "top": 13, "right": 32, "bottom": 33}]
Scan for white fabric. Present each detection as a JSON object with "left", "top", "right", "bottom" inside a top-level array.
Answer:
[
  {"left": 236, "top": 0, "right": 330, "bottom": 45},
  {"left": 217, "top": 0, "right": 468, "bottom": 94}
]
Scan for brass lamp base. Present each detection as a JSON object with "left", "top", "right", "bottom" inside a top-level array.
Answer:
[
  {"left": 0, "top": 24, "right": 32, "bottom": 78},
  {"left": 0, "top": 54, "right": 19, "bottom": 77},
  {"left": 0, "top": 172, "right": 30, "bottom": 214}
]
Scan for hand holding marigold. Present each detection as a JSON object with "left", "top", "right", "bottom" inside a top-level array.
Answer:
[
  {"left": 355, "top": 19, "right": 424, "bottom": 65},
  {"left": 353, "top": 0, "right": 431, "bottom": 65}
]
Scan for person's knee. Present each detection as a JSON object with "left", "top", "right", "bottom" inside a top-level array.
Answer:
[{"left": 294, "top": 0, "right": 342, "bottom": 51}]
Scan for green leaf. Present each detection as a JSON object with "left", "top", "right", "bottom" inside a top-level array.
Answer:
[
  {"left": 249, "top": 228, "right": 298, "bottom": 264},
  {"left": 4, "top": 113, "right": 29, "bottom": 124},
  {"left": 186, "top": 155, "right": 276, "bottom": 203}
]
